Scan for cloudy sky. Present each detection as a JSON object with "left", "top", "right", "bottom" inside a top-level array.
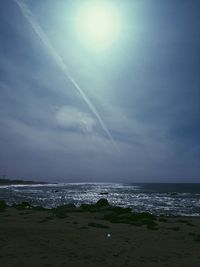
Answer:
[{"left": 0, "top": 0, "right": 199, "bottom": 182}]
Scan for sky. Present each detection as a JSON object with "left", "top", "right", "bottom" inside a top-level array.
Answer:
[{"left": 0, "top": 0, "right": 199, "bottom": 182}]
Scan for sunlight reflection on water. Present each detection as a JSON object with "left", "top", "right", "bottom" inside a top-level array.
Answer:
[{"left": 0, "top": 183, "right": 200, "bottom": 216}]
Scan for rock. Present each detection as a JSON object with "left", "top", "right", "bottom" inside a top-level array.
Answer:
[{"left": 95, "top": 198, "right": 109, "bottom": 207}]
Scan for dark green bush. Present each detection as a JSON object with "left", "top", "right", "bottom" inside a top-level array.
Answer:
[
  {"left": 176, "top": 219, "right": 188, "bottom": 223},
  {"left": 80, "top": 199, "right": 110, "bottom": 212},
  {"left": 88, "top": 222, "right": 109, "bottom": 229},
  {"left": 95, "top": 199, "right": 109, "bottom": 207},
  {"left": 12, "top": 201, "right": 33, "bottom": 210},
  {"left": 194, "top": 234, "right": 200, "bottom": 242},
  {"left": 104, "top": 211, "right": 157, "bottom": 229},
  {"left": 168, "top": 226, "right": 180, "bottom": 231},
  {"left": 51, "top": 203, "right": 77, "bottom": 218},
  {"left": 55, "top": 212, "right": 69, "bottom": 219},
  {"left": 0, "top": 200, "right": 7, "bottom": 212},
  {"left": 159, "top": 218, "right": 168, "bottom": 222}
]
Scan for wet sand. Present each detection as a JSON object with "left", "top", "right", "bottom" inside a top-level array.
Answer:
[{"left": 0, "top": 208, "right": 200, "bottom": 267}]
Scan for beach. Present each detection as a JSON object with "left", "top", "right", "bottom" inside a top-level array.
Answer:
[
  {"left": 1, "top": 0, "right": 199, "bottom": 265},
  {"left": 0, "top": 203, "right": 200, "bottom": 267}
]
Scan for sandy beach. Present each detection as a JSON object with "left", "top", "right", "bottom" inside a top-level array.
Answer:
[{"left": 0, "top": 203, "right": 200, "bottom": 267}]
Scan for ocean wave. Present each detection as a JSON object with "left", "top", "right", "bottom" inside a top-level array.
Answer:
[{"left": 0, "top": 182, "right": 200, "bottom": 216}]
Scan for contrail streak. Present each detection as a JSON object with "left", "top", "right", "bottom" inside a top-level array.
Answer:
[{"left": 14, "top": 0, "right": 117, "bottom": 148}]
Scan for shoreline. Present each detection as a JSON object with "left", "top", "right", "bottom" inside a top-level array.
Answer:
[
  {"left": 1, "top": 182, "right": 200, "bottom": 218},
  {"left": 1, "top": 198, "right": 200, "bottom": 218}
]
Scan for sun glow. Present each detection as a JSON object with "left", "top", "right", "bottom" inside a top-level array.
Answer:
[{"left": 75, "top": 1, "right": 121, "bottom": 50}]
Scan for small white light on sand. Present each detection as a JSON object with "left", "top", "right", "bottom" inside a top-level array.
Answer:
[{"left": 107, "top": 233, "right": 111, "bottom": 238}]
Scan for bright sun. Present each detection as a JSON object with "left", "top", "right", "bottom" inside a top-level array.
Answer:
[{"left": 75, "top": 1, "right": 121, "bottom": 50}]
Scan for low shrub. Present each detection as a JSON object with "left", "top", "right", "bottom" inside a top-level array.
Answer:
[
  {"left": 159, "top": 218, "right": 168, "bottom": 222},
  {"left": 194, "top": 234, "right": 200, "bottom": 242},
  {"left": 88, "top": 222, "right": 109, "bottom": 229},
  {"left": 103, "top": 211, "right": 157, "bottom": 229},
  {"left": 0, "top": 200, "right": 7, "bottom": 212},
  {"left": 12, "top": 201, "right": 33, "bottom": 210}
]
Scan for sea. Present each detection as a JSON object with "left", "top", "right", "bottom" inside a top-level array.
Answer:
[{"left": 0, "top": 183, "right": 200, "bottom": 217}]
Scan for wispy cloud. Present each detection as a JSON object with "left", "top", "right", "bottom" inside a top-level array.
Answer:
[
  {"left": 55, "top": 105, "right": 96, "bottom": 133},
  {"left": 13, "top": 0, "right": 117, "bottom": 148}
]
